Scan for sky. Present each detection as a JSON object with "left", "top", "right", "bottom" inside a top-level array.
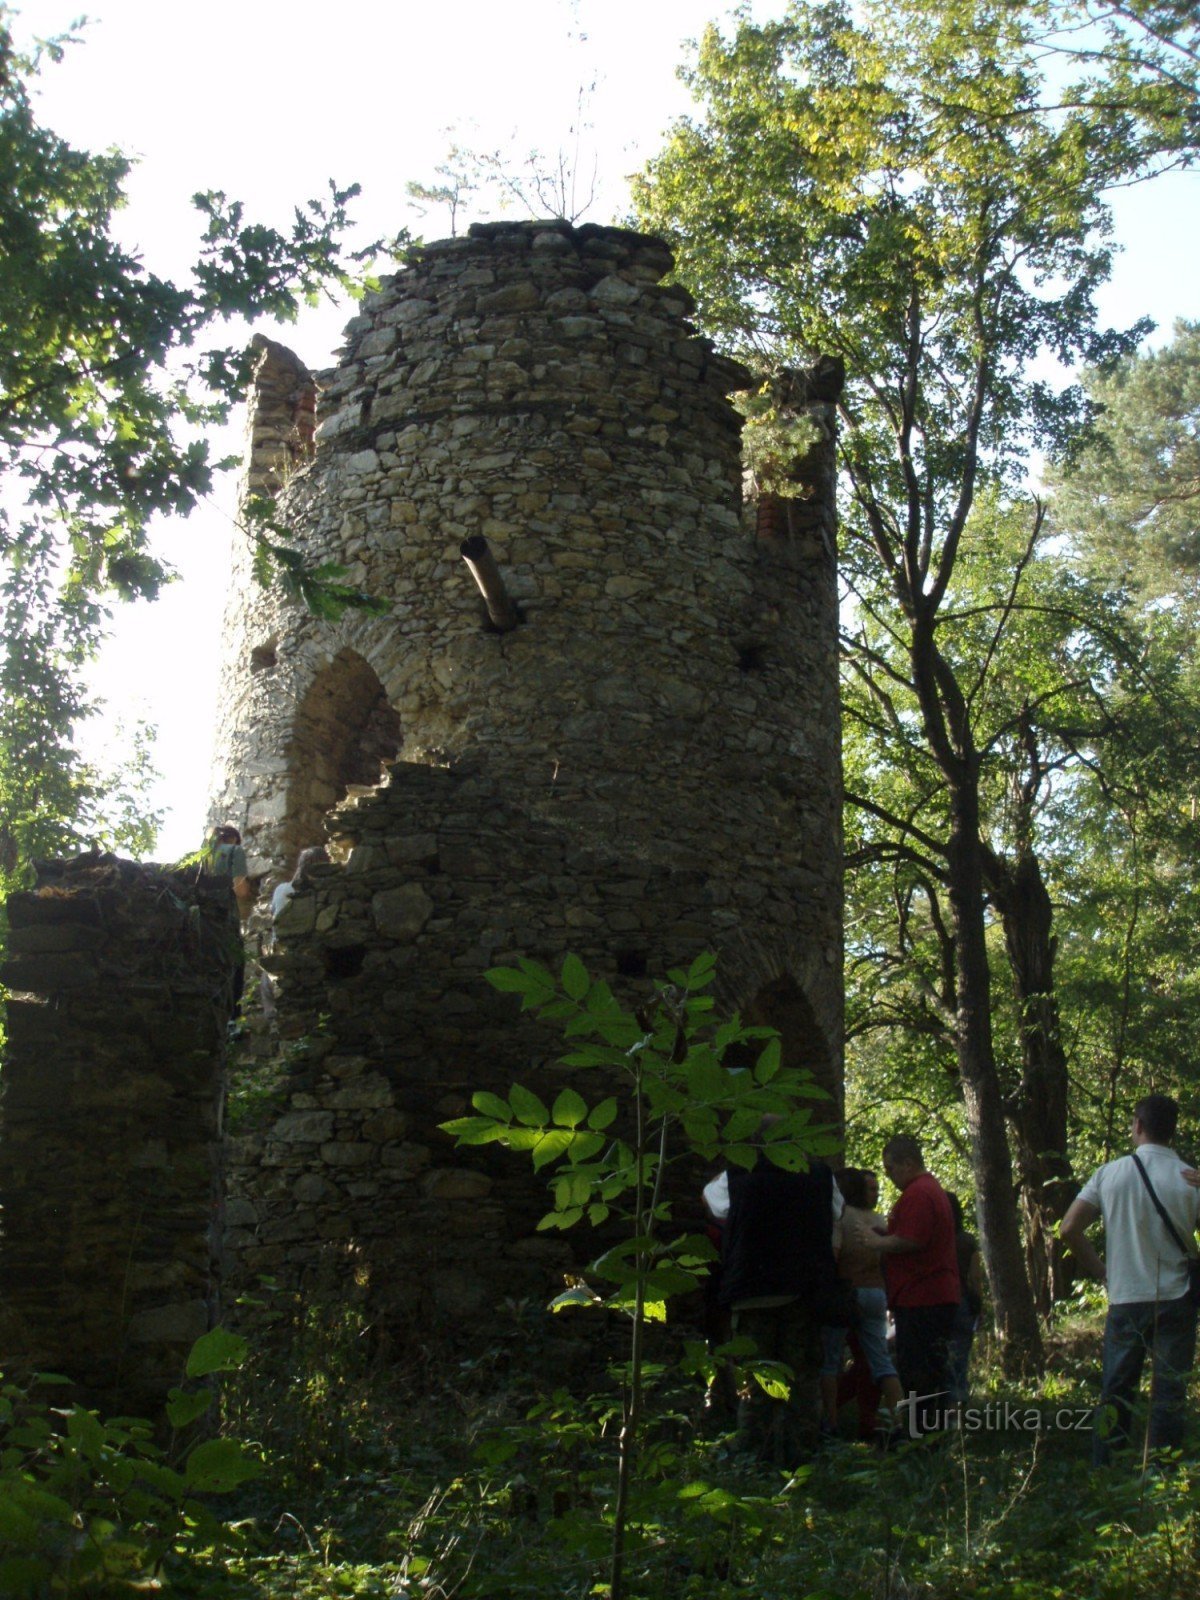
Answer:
[{"left": 11, "top": 0, "right": 1200, "bottom": 860}]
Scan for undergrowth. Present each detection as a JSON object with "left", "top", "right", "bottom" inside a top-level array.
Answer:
[
  {"left": 10, "top": 1295, "right": 1200, "bottom": 1598},
  {"left": 207, "top": 1294, "right": 1200, "bottom": 1600}
]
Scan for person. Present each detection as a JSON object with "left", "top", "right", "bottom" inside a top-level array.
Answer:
[
  {"left": 719, "top": 1122, "right": 843, "bottom": 1467},
  {"left": 203, "top": 823, "right": 254, "bottom": 1022},
  {"left": 205, "top": 823, "right": 254, "bottom": 919},
  {"left": 261, "top": 846, "right": 330, "bottom": 1020},
  {"left": 820, "top": 1167, "right": 904, "bottom": 1438},
  {"left": 1060, "top": 1093, "right": 1200, "bottom": 1465},
  {"left": 875, "top": 1134, "right": 960, "bottom": 1436},
  {"left": 270, "top": 845, "right": 330, "bottom": 919},
  {"left": 698, "top": 1165, "right": 737, "bottom": 1425},
  {"left": 945, "top": 1191, "right": 984, "bottom": 1406}
]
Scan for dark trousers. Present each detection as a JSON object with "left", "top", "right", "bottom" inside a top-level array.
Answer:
[
  {"left": 1094, "top": 1294, "right": 1197, "bottom": 1466},
  {"left": 893, "top": 1302, "right": 957, "bottom": 1435},
  {"left": 732, "top": 1299, "right": 823, "bottom": 1467}
]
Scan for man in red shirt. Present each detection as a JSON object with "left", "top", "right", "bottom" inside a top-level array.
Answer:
[{"left": 875, "top": 1134, "right": 961, "bottom": 1435}]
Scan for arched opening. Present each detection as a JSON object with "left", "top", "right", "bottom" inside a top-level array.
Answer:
[
  {"left": 284, "top": 649, "right": 402, "bottom": 861},
  {"left": 744, "top": 973, "right": 840, "bottom": 1118}
]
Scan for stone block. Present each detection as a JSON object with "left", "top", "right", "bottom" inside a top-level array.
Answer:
[
  {"left": 125, "top": 1301, "right": 209, "bottom": 1345},
  {"left": 325, "top": 1076, "right": 394, "bottom": 1110},
  {"left": 385, "top": 834, "right": 439, "bottom": 865},
  {"left": 319, "top": 1141, "right": 376, "bottom": 1167},
  {"left": 361, "top": 1109, "right": 410, "bottom": 1142},
  {"left": 7, "top": 922, "right": 105, "bottom": 954},
  {"left": 274, "top": 895, "right": 316, "bottom": 936},
  {"left": 478, "top": 281, "right": 540, "bottom": 314},
  {"left": 372, "top": 885, "right": 434, "bottom": 940},
  {"left": 1, "top": 954, "right": 98, "bottom": 991},
  {"left": 271, "top": 1110, "right": 335, "bottom": 1143},
  {"left": 420, "top": 1168, "right": 493, "bottom": 1201},
  {"left": 292, "top": 1175, "right": 330, "bottom": 1203},
  {"left": 380, "top": 1141, "right": 432, "bottom": 1174}
]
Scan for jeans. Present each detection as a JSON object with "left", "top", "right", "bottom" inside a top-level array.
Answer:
[
  {"left": 820, "top": 1287, "right": 898, "bottom": 1382},
  {"left": 948, "top": 1301, "right": 977, "bottom": 1405},
  {"left": 1093, "top": 1294, "right": 1197, "bottom": 1466}
]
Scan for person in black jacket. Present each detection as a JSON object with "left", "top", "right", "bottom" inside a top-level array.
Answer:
[{"left": 719, "top": 1126, "right": 842, "bottom": 1468}]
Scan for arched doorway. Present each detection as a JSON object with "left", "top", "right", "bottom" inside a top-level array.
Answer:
[
  {"left": 284, "top": 649, "right": 402, "bottom": 861},
  {"left": 744, "top": 973, "right": 840, "bottom": 1120}
]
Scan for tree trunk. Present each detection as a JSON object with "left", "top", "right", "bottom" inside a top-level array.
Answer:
[
  {"left": 946, "top": 793, "right": 1045, "bottom": 1375},
  {"left": 987, "top": 845, "right": 1076, "bottom": 1313}
]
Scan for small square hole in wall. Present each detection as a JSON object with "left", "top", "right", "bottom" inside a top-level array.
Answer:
[
  {"left": 616, "top": 949, "right": 648, "bottom": 979},
  {"left": 322, "top": 944, "right": 366, "bottom": 980},
  {"left": 251, "top": 639, "right": 278, "bottom": 672}
]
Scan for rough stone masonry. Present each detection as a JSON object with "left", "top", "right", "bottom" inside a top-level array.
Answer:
[
  {"left": 208, "top": 219, "right": 845, "bottom": 1332},
  {"left": 0, "top": 858, "right": 236, "bottom": 1411}
]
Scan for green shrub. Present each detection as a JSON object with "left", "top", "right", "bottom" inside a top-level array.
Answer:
[{"left": 0, "top": 1328, "right": 260, "bottom": 1597}]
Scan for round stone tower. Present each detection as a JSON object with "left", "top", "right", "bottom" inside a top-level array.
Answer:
[{"left": 210, "top": 220, "right": 843, "bottom": 1315}]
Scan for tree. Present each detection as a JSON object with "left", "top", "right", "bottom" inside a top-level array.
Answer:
[
  {"left": 1049, "top": 321, "right": 1200, "bottom": 607},
  {"left": 0, "top": 11, "right": 391, "bottom": 891},
  {"left": 443, "top": 952, "right": 837, "bottom": 1600},
  {"left": 635, "top": 0, "right": 1154, "bottom": 1368},
  {"left": 1042, "top": 0, "right": 1200, "bottom": 167},
  {"left": 1046, "top": 323, "right": 1200, "bottom": 1160}
]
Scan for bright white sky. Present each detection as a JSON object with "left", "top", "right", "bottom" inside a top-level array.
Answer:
[{"left": 11, "top": 0, "right": 1200, "bottom": 859}]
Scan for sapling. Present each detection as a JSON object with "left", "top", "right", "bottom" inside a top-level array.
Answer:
[{"left": 441, "top": 951, "right": 838, "bottom": 1600}]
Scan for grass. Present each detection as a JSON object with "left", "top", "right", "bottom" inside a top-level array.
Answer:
[{"left": 198, "top": 1292, "right": 1200, "bottom": 1600}]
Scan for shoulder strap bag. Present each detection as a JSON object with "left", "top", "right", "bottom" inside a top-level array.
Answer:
[{"left": 1130, "top": 1151, "right": 1200, "bottom": 1308}]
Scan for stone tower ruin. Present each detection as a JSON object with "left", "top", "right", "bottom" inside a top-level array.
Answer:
[{"left": 209, "top": 220, "right": 843, "bottom": 1326}]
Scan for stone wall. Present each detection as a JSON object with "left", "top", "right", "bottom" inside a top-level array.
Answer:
[
  {"left": 0, "top": 858, "right": 234, "bottom": 1411},
  {"left": 211, "top": 220, "right": 844, "bottom": 1329}
]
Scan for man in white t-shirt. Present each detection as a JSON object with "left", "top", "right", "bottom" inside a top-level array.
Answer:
[{"left": 1060, "top": 1094, "right": 1200, "bottom": 1465}]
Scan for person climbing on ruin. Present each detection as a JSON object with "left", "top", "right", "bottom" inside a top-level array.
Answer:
[
  {"left": 203, "top": 823, "right": 255, "bottom": 1027},
  {"left": 205, "top": 823, "right": 255, "bottom": 920},
  {"left": 271, "top": 845, "right": 330, "bottom": 920},
  {"left": 260, "top": 846, "right": 330, "bottom": 1019}
]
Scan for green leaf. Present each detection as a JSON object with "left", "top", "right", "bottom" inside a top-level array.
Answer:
[
  {"left": 472, "top": 1091, "right": 512, "bottom": 1121},
  {"left": 685, "top": 951, "right": 718, "bottom": 989},
  {"left": 185, "top": 1328, "right": 248, "bottom": 1378},
  {"left": 64, "top": 1406, "right": 106, "bottom": 1460},
  {"left": 552, "top": 1086, "right": 588, "bottom": 1128},
  {"left": 749, "top": 1361, "right": 792, "bottom": 1401},
  {"left": 166, "top": 1387, "right": 213, "bottom": 1430},
  {"left": 537, "top": 1205, "right": 583, "bottom": 1230},
  {"left": 724, "top": 1142, "right": 758, "bottom": 1170},
  {"left": 561, "top": 953, "right": 589, "bottom": 999},
  {"left": 587, "top": 1097, "right": 619, "bottom": 1130},
  {"left": 585, "top": 979, "right": 622, "bottom": 1018},
  {"left": 549, "top": 1285, "right": 601, "bottom": 1312},
  {"left": 486, "top": 965, "right": 552, "bottom": 1000},
  {"left": 508, "top": 1083, "right": 549, "bottom": 1127},
  {"left": 567, "top": 1132, "right": 605, "bottom": 1163},
  {"left": 183, "top": 1436, "right": 262, "bottom": 1493},
  {"left": 439, "top": 1115, "right": 510, "bottom": 1145},
  {"left": 532, "top": 1129, "right": 573, "bottom": 1170},
  {"left": 561, "top": 1045, "right": 632, "bottom": 1068},
  {"left": 685, "top": 1053, "right": 734, "bottom": 1103},
  {"left": 754, "top": 1036, "right": 782, "bottom": 1083}
]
